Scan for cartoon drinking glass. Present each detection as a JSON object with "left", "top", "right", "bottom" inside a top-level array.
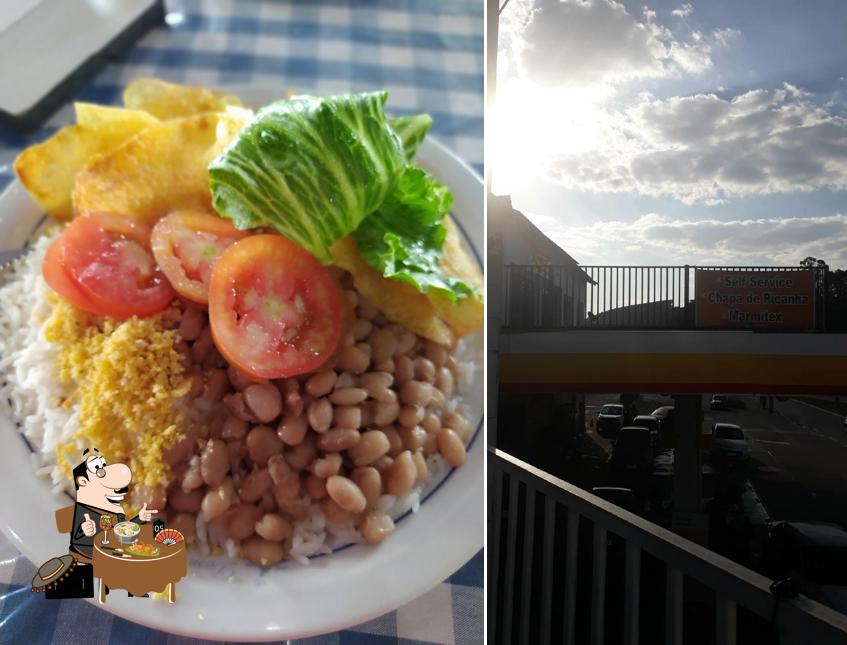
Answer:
[{"left": 100, "top": 514, "right": 113, "bottom": 544}]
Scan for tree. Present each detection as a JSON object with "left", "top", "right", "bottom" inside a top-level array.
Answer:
[{"left": 801, "top": 257, "right": 847, "bottom": 331}]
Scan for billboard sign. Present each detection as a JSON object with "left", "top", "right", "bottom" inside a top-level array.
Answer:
[{"left": 695, "top": 270, "right": 816, "bottom": 330}]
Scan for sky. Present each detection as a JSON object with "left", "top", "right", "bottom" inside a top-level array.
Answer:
[{"left": 493, "top": 0, "right": 847, "bottom": 268}]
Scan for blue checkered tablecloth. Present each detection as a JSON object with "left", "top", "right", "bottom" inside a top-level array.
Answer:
[{"left": 0, "top": 1, "right": 483, "bottom": 644}]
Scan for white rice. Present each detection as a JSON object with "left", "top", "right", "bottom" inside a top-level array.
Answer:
[
  {"left": 0, "top": 233, "right": 79, "bottom": 493},
  {"left": 0, "top": 234, "right": 474, "bottom": 565}
]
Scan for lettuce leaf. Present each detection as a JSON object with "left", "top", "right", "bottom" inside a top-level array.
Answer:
[
  {"left": 389, "top": 114, "right": 432, "bottom": 160},
  {"left": 209, "top": 92, "right": 407, "bottom": 263},
  {"left": 353, "top": 166, "right": 475, "bottom": 303}
]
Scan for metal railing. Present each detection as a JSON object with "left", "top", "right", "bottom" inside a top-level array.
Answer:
[
  {"left": 502, "top": 265, "right": 827, "bottom": 331},
  {"left": 489, "top": 449, "right": 847, "bottom": 645}
]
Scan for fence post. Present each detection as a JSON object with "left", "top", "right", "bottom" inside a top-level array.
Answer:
[{"left": 684, "top": 265, "right": 691, "bottom": 327}]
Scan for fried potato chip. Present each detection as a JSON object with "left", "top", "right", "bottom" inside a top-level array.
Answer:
[
  {"left": 331, "top": 236, "right": 455, "bottom": 347},
  {"left": 72, "top": 113, "right": 223, "bottom": 224},
  {"left": 123, "top": 78, "right": 242, "bottom": 119},
  {"left": 14, "top": 116, "right": 155, "bottom": 220},
  {"left": 429, "top": 216, "right": 484, "bottom": 338},
  {"left": 74, "top": 102, "right": 158, "bottom": 127}
]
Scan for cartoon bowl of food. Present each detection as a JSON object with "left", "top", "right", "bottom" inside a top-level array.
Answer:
[{"left": 113, "top": 521, "right": 141, "bottom": 545}]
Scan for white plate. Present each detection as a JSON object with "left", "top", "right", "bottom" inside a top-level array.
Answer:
[{"left": 0, "top": 108, "right": 483, "bottom": 640}]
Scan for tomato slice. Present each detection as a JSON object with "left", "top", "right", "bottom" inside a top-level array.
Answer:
[
  {"left": 43, "top": 237, "right": 108, "bottom": 314},
  {"left": 151, "top": 210, "right": 250, "bottom": 305},
  {"left": 208, "top": 234, "right": 343, "bottom": 379},
  {"left": 57, "top": 213, "right": 175, "bottom": 319}
]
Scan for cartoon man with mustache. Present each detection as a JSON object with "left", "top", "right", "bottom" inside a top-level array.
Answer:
[{"left": 70, "top": 448, "right": 157, "bottom": 561}]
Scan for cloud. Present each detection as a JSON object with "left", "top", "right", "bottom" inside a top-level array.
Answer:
[
  {"left": 671, "top": 3, "right": 693, "bottom": 18},
  {"left": 506, "top": 0, "right": 721, "bottom": 87},
  {"left": 546, "top": 84, "right": 847, "bottom": 203},
  {"left": 539, "top": 212, "right": 847, "bottom": 267}
]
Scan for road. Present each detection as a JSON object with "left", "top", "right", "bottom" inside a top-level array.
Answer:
[{"left": 708, "top": 395, "right": 847, "bottom": 529}]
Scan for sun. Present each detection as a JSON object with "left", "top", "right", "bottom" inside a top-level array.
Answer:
[{"left": 491, "top": 79, "right": 608, "bottom": 192}]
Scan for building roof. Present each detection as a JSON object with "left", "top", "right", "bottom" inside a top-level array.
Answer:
[{"left": 488, "top": 194, "right": 582, "bottom": 268}]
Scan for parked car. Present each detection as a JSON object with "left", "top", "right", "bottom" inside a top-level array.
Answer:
[
  {"left": 651, "top": 405, "right": 675, "bottom": 434},
  {"left": 763, "top": 521, "right": 847, "bottom": 614},
  {"left": 710, "top": 395, "right": 728, "bottom": 410},
  {"left": 632, "top": 414, "right": 660, "bottom": 445},
  {"left": 597, "top": 403, "right": 625, "bottom": 435},
  {"left": 608, "top": 426, "right": 653, "bottom": 474},
  {"left": 711, "top": 423, "right": 749, "bottom": 463}
]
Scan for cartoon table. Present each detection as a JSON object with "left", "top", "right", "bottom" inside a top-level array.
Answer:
[{"left": 92, "top": 524, "right": 187, "bottom": 604}]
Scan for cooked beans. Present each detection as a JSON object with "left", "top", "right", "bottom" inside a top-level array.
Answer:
[
  {"left": 179, "top": 307, "right": 205, "bottom": 341},
  {"left": 326, "top": 475, "right": 367, "bottom": 514},
  {"left": 424, "top": 340, "right": 448, "bottom": 367},
  {"left": 421, "top": 412, "right": 441, "bottom": 434},
  {"left": 191, "top": 326, "right": 214, "bottom": 363},
  {"left": 317, "top": 428, "right": 361, "bottom": 452},
  {"left": 201, "top": 477, "right": 234, "bottom": 520},
  {"left": 255, "top": 513, "right": 293, "bottom": 542},
  {"left": 435, "top": 367, "right": 454, "bottom": 400},
  {"left": 348, "top": 430, "right": 390, "bottom": 466},
  {"left": 399, "top": 425, "right": 428, "bottom": 452},
  {"left": 321, "top": 497, "right": 353, "bottom": 525},
  {"left": 373, "top": 455, "right": 395, "bottom": 473},
  {"left": 413, "top": 357, "right": 436, "bottom": 383},
  {"left": 337, "top": 344, "right": 369, "bottom": 374},
  {"left": 164, "top": 435, "right": 195, "bottom": 467},
  {"left": 372, "top": 399, "right": 400, "bottom": 426},
  {"left": 169, "top": 487, "right": 204, "bottom": 513},
  {"left": 437, "top": 428, "right": 466, "bottom": 466},
  {"left": 277, "top": 413, "right": 308, "bottom": 445},
  {"left": 307, "top": 398, "right": 333, "bottom": 433},
  {"left": 312, "top": 453, "right": 343, "bottom": 479},
  {"left": 168, "top": 513, "right": 197, "bottom": 542},
  {"left": 246, "top": 425, "right": 283, "bottom": 467},
  {"left": 272, "top": 470, "right": 301, "bottom": 502},
  {"left": 333, "top": 405, "right": 361, "bottom": 429},
  {"left": 163, "top": 267, "right": 471, "bottom": 567},
  {"left": 329, "top": 387, "right": 367, "bottom": 406},
  {"left": 369, "top": 328, "right": 398, "bottom": 364},
  {"left": 443, "top": 411, "right": 472, "bottom": 442},
  {"left": 397, "top": 404, "right": 425, "bottom": 428},
  {"left": 284, "top": 436, "right": 318, "bottom": 470},
  {"left": 387, "top": 451, "right": 416, "bottom": 496},
  {"left": 353, "top": 318, "right": 373, "bottom": 341},
  {"left": 305, "top": 473, "right": 327, "bottom": 499},
  {"left": 242, "top": 536, "right": 285, "bottom": 567},
  {"left": 202, "top": 368, "right": 230, "bottom": 401},
  {"left": 305, "top": 370, "right": 337, "bottom": 398},
  {"left": 182, "top": 456, "right": 204, "bottom": 491},
  {"left": 239, "top": 468, "right": 272, "bottom": 502},
  {"left": 361, "top": 371, "right": 393, "bottom": 400},
  {"left": 221, "top": 415, "right": 248, "bottom": 441},
  {"left": 224, "top": 392, "right": 256, "bottom": 422},
  {"left": 201, "top": 438, "right": 229, "bottom": 487},
  {"left": 394, "top": 355, "right": 414, "bottom": 384},
  {"left": 412, "top": 451, "right": 428, "bottom": 483},
  {"left": 382, "top": 426, "right": 404, "bottom": 456},
  {"left": 244, "top": 383, "right": 283, "bottom": 422},
  {"left": 399, "top": 380, "right": 433, "bottom": 406},
  {"left": 361, "top": 511, "right": 395, "bottom": 545},
  {"left": 266, "top": 454, "right": 291, "bottom": 485},
  {"left": 351, "top": 467, "right": 382, "bottom": 506},
  {"left": 227, "top": 365, "right": 256, "bottom": 391},
  {"left": 429, "top": 388, "right": 446, "bottom": 409}
]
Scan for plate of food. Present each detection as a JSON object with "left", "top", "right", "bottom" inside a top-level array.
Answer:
[
  {"left": 126, "top": 541, "right": 161, "bottom": 558},
  {"left": 0, "top": 79, "right": 483, "bottom": 640}
]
